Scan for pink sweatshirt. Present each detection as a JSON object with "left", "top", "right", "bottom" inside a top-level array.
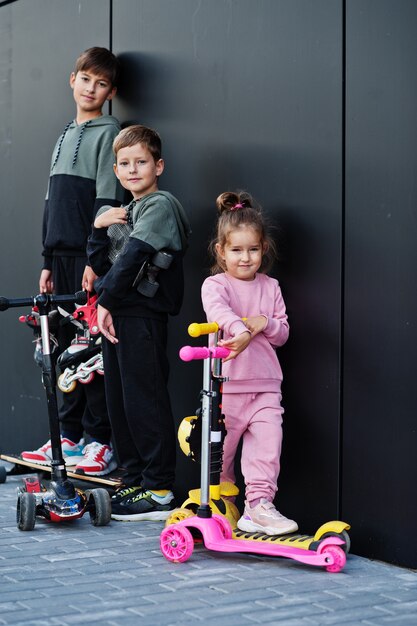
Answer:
[{"left": 201, "top": 272, "right": 289, "bottom": 393}]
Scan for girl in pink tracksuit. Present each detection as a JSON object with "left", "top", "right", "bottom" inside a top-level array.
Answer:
[{"left": 201, "top": 191, "right": 298, "bottom": 536}]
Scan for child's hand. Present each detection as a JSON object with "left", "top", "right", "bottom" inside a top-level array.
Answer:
[
  {"left": 97, "top": 304, "right": 118, "bottom": 344},
  {"left": 94, "top": 207, "right": 128, "bottom": 229},
  {"left": 82, "top": 265, "right": 97, "bottom": 292},
  {"left": 243, "top": 315, "right": 267, "bottom": 337},
  {"left": 39, "top": 269, "right": 53, "bottom": 294},
  {"left": 218, "top": 330, "right": 251, "bottom": 362}
]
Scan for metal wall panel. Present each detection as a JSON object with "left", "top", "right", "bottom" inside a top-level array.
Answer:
[
  {"left": 112, "top": 0, "right": 343, "bottom": 524},
  {"left": 0, "top": 0, "right": 112, "bottom": 451},
  {"left": 344, "top": 0, "right": 417, "bottom": 567}
]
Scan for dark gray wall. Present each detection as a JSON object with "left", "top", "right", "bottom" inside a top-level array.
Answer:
[
  {"left": 0, "top": 0, "right": 415, "bottom": 568},
  {"left": 111, "top": 0, "right": 343, "bottom": 529},
  {"left": 343, "top": 0, "right": 417, "bottom": 567}
]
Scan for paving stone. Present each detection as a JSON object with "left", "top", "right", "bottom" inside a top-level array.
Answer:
[{"left": 0, "top": 470, "right": 417, "bottom": 626}]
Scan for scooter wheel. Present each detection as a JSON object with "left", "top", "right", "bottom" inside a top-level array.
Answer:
[
  {"left": 88, "top": 488, "right": 111, "bottom": 526},
  {"left": 165, "top": 507, "right": 195, "bottom": 527},
  {"left": 0, "top": 466, "right": 7, "bottom": 483},
  {"left": 160, "top": 525, "right": 194, "bottom": 562},
  {"left": 320, "top": 544, "right": 346, "bottom": 573},
  {"left": 213, "top": 514, "right": 233, "bottom": 539},
  {"left": 17, "top": 492, "right": 36, "bottom": 531},
  {"left": 320, "top": 530, "right": 351, "bottom": 554},
  {"left": 79, "top": 372, "right": 94, "bottom": 385},
  {"left": 58, "top": 373, "right": 77, "bottom": 393}
]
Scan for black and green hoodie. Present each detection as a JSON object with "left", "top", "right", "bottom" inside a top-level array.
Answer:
[{"left": 42, "top": 115, "right": 124, "bottom": 270}]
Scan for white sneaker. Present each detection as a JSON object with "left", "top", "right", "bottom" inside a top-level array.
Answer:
[
  {"left": 21, "top": 437, "right": 85, "bottom": 466},
  {"left": 237, "top": 499, "right": 298, "bottom": 535},
  {"left": 75, "top": 442, "right": 117, "bottom": 476}
]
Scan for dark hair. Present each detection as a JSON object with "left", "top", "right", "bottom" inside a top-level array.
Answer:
[
  {"left": 113, "top": 125, "right": 162, "bottom": 161},
  {"left": 75, "top": 47, "right": 120, "bottom": 87},
  {"left": 209, "top": 191, "right": 277, "bottom": 275}
]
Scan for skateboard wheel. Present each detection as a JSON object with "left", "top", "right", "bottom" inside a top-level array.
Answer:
[
  {"left": 137, "top": 279, "right": 159, "bottom": 297},
  {"left": 0, "top": 466, "right": 6, "bottom": 483},
  {"left": 88, "top": 488, "right": 111, "bottom": 526},
  {"left": 17, "top": 492, "right": 36, "bottom": 531},
  {"left": 152, "top": 251, "right": 173, "bottom": 269},
  {"left": 160, "top": 525, "right": 194, "bottom": 562}
]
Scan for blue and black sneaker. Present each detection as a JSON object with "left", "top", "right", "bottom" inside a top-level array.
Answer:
[{"left": 111, "top": 489, "right": 176, "bottom": 521}]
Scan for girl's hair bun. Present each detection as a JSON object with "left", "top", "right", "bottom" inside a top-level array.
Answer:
[{"left": 216, "top": 191, "right": 255, "bottom": 214}]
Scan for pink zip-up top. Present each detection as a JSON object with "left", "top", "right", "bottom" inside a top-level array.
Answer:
[{"left": 201, "top": 272, "right": 289, "bottom": 393}]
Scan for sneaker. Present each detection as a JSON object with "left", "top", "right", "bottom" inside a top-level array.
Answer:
[
  {"left": 111, "top": 489, "right": 176, "bottom": 521},
  {"left": 21, "top": 437, "right": 85, "bottom": 466},
  {"left": 74, "top": 442, "right": 117, "bottom": 476},
  {"left": 237, "top": 499, "right": 298, "bottom": 535},
  {"left": 111, "top": 485, "right": 143, "bottom": 504}
]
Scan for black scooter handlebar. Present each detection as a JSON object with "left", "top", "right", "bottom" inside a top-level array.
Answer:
[{"left": 0, "top": 290, "right": 87, "bottom": 312}]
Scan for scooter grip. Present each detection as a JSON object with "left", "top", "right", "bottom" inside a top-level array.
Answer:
[
  {"left": 52, "top": 290, "right": 88, "bottom": 306},
  {"left": 0, "top": 297, "right": 9, "bottom": 311},
  {"left": 0, "top": 296, "right": 35, "bottom": 310},
  {"left": 188, "top": 322, "right": 219, "bottom": 337},
  {"left": 179, "top": 346, "right": 230, "bottom": 361}
]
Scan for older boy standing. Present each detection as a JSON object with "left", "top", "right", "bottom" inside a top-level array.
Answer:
[
  {"left": 22, "top": 47, "right": 124, "bottom": 475},
  {"left": 87, "top": 125, "right": 191, "bottom": 520}
]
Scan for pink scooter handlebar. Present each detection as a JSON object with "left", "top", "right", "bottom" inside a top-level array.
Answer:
[{"left": 179, "top": 346, "right": 230, "bottom": 362}]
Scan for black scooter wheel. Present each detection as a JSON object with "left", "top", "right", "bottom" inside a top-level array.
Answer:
[
  {"left": 17, "top": 492, "right": 36, "bottom": 531},
  {"left": 89, "top": 488, "right": 111, "bottom": 526},
  {"left": 0, "top": 466, "right": 7, "bottom": 483}
]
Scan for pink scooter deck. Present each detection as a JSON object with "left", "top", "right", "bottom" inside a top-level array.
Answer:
[{"left": 161, "top": 514, "right": 347, "bottom": 572}]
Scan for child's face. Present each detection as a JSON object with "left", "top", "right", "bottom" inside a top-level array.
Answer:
[
  {"left": 70, "top": 69, "right": 116, "bottom": 117},
  {"left": 216, "top": 226, "right": 264, "bottom": 281},
  {"left": 113, "top": 143, "right": 164, "bottom": 199}
]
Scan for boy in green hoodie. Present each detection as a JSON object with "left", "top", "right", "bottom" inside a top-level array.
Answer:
[
  {"left": 87, "top": 125, "right": 191, "bottom": 520},
  {"left": 22, "top": 47, "right": 124, "bottom": 475}
]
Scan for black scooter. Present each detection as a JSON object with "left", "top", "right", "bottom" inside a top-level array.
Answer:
[{"left": 0, "top": 291, "right": 111, "bottom": 530}]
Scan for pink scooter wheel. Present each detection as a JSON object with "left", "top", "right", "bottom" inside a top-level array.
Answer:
[
  {"left": 319, "top": 544, "right": 346, "bottom": 573},
  {"left": 160, "top": 525, "right": 194, "bottom": 563},
  {"left": 213, "top": 514, "right": 233, "bottom": 539}
]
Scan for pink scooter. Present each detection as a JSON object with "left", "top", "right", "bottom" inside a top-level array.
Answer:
[{"left": 160, "top": 343, "right": 347, "bottom": 573}]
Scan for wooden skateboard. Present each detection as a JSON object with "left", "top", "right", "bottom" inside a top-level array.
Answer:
[{"left": 0, "top": 453, "right": 125, "bottom": 489}]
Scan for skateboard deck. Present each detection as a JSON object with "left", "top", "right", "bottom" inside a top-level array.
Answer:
[{"left": 0, "top": 453, "right": 125, "bottom": 489}]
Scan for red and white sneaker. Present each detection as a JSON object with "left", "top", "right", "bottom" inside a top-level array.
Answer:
[
  {"left": 75, "top": 442, "right": 117, "bottom": 476},
  {"left": 21, "top": 437, "right": 85, "bottom": 466}
]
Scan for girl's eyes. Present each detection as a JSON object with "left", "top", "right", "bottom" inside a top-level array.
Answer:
[{"left": 230, "top": 247, "right": 261, "bottom": 252}]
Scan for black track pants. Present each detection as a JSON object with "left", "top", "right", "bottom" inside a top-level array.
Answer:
[{"left": 102, "top": 316, "right": 176, "bottom": 490}]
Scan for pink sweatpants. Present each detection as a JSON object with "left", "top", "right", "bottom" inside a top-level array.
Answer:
[{"left": 220, "top": 391, "right": 283, "bottom": 503}]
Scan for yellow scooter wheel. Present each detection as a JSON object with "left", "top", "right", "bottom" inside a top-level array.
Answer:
[{"left": 165, "top": 507, "right": 195, "bottom": 527}]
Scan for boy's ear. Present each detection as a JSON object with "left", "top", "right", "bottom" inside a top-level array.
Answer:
[
  {"left": 69, "top": 72, "right": 76, "bottom": 89},
  {"left": 107, "top": 86, "right": 117, "bottom": 101},
  {"left": 156, "top": 159, "right": 165, "bottom": 176},
  {"left": 113, "top": 163, "right": 119, "bottom": 179}
]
